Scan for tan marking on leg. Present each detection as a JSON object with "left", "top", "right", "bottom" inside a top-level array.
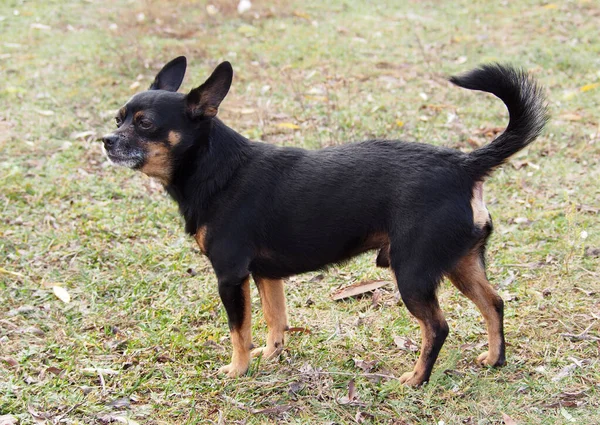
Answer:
[
  {"left": 471, "top": 181, "right": 489, "bottom": 228},
  {"left": 194, "top": 226, "right": 207, "bottom": 254},
  {"left": 168, "top": 131, "right": 181, "bottom": 146},
  {"left": 140, "top": 143, "right": 172, "bottom": 185},
  {"left": 449, "top": 251, "right": 505, "bottom": 366},
  {"left": 219, "top": 277, "right": 252, "bottom": 377},
  {"left": 399, "top": 306, "right": 447, "bottom": 386},
  {"left": 252, "top": 276, "right": 288, "bottom": 359}
]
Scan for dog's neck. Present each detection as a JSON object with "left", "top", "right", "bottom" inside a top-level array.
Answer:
[{"left": 166, "top": 118, "right": 251, "bottom": 235}]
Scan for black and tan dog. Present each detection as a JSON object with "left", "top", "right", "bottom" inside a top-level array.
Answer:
[{"left": 102, "top": 57, "right": 547, "bottom": 386}]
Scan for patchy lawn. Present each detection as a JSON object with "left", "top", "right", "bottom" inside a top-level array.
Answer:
[{"left": 1, "top": 0, "right": 598, "bottom": 423}]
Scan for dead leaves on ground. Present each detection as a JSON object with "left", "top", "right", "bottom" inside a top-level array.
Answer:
[
  {"left": 331, "top": 280, "right": 393, "bottom": 301},
  {"left": 0, "top": 416, "right": 18, "bottom": 425},
  {"left": 393, "top": 336, "right": 419, "bottom": 352},
  {"left": 502, "top": 413, "right": 519, "bottom": 425}
]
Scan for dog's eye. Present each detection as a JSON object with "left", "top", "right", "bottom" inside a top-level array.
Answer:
[
  {"left": 115, "top": 116, "right": 123, "bottom": 128},
  {"left": 138, "top": 118, "right": 153, "bottom": 130}
]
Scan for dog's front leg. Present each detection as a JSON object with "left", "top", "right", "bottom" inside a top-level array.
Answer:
[
  {"left": 217, "top": 275, "right": 252, "bottom": 377},
  {"left": 252, "top": 276, "right": 288, "bottom": 359}
]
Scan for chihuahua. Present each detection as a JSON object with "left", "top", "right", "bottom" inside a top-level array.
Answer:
[{"left": 103, "top": 57, "right": 546, "bottom": 385}]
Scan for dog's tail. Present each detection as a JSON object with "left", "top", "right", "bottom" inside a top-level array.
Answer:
[{"left": 450, "top": 64, "right": 548, "bottom": 181}]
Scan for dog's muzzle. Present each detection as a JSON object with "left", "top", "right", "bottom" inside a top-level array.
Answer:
[{"left": 101, "top": 133, "right": 144, "bottom": 169}]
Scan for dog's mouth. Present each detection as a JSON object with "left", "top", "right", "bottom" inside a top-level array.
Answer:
[{"left": 102, "top": 145, "right": 144, "bottom": 169}]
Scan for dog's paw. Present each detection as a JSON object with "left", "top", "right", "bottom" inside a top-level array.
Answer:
[
  {"left": 218, "top": 362, "right": 249, "bottom": 378},
  {"left": 251, "top": 344, "right": 283, "bottom": 359},
  {"left": 477, "top": 351, "right": 505, "bottom": 367},
  {"left": 399, "top": 370, "right": 426, "bottom": 387}
]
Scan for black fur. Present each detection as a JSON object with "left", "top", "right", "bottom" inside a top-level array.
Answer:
[
  {"left": 103, "top": 59, "right": 547, "bottom": 384},
  {"left": 450, "top": 64, "right": 548, "bottom": 180}
]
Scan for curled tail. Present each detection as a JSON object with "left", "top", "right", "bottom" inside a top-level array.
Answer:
[{"left": 450, "top": 64, "right": 548, "bottom": 181}]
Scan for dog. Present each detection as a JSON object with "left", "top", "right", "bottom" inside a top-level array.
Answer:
[{"left": 102, "top": 57, "right": 547, "bottom": 386}]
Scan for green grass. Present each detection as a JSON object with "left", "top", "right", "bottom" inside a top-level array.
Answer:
[{"left": 1, "top": 0, "right": 599, "bottom": 423}]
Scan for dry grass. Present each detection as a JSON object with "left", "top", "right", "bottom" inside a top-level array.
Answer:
[{"left": 1, "top": 0, "right": 599, "bottom": 424}]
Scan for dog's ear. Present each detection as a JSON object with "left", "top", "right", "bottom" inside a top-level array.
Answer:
[
  {"left": 149, "top": 56, "right": 187, "bottom": 92},
  {"left": 185, "top": 61, "right": 233, "bottom": 119}
]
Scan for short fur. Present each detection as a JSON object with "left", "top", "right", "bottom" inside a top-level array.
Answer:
[{"left": 103, "top": 58, "right": 547, "bottom": 385}]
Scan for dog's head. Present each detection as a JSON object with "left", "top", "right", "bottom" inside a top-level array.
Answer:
[{"left": 102, "top": 56, "right": 233, "bottom": 184}]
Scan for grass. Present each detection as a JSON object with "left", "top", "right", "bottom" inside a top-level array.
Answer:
[{"left": 1, "top": 0, "right": 599, "bottom": 423}]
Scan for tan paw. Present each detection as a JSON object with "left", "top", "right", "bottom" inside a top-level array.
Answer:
[
  {"left": 399, "top": 370, "right": 426, "bottom": 387},
  {"left": 477, "top": 351, "right": 504, "bottom": 367},
  {"left": 218, "top": 362, "right": 248, "bottom": 378},
  {"left": 251, "top": 345, "right": 283, "bottom": 359}
]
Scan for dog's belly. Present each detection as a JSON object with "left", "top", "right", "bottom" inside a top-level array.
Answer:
[
  {"left": 249, "top": 232, "right": 388, "bottom": 279},
  {"left": 248, "top": 257, "right": 318, "bottom": 279}
]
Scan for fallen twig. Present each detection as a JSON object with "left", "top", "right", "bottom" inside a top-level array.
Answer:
[{"left": 561, "top": 323, "right": 600, "bottom": 341}]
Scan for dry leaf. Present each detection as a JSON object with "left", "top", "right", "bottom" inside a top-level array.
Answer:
[
  {"left": 98, "top": 414, "right": 140, "bottom": 424},
  {"left": 552, "top": 363, "right": 577, "bottom": 381},
  {"left": 348, "top": 379, "right": 356, "bottom": 400},
  {"left": 502, "top": 413, "right": 518, "bottom": 425},
  {"left": 18, "top": 326, "right": 44, "bottom": 336},
  {"left": 560, "top": 407, "right": 576, "bottom": 423},
  {"left": 1, "top": 357, "right": 18, "bottom": 368},
  {"left": 371, "top": 288, "right": 383, "bottom": 307},
  {"left": 287, "top": 326, "right": 311, "bottom": 334},
  {"left": 0, "top": 267, "right": 24, "bottom": 277},
  {"left": 52, "top": 286, "right": 71, "bottom": 303},
  {"left": 251, "top": 405, "right": 292, "bottom": 415},
  {"left": 107, "top": 397, "right": 131, "bottom": 408},
  {"left": 513, "top": 217, "right": 530, "bottom": 225},
  {"left": 7, "top": 305, "right": 36, "bottom": 316},
  {"left": 71, "top": 130, "right": 96, "bottom": 140},
  {"left": 206, "top": 4, "right": 219, "bottom": 16},
  {"left": 353, "top": 357, "right": 376, "bottom": 372},
  {"left": 46, "top": 366, "right": 63, "bottom": 375},
  {"left": 467, "top": 137, "right": 485, "bottom": 148},
  {"left": 475, "top": 126, "right": 505, "bottom": 137},
  {"left": 332, "top": 280, "right": 391, "bottom": 301},
  {"left": 338, "top": 379, "right": 358, "bottom": 404},
  {"left": 0, "top": 416, "right": 18, "bottom": 425},
  {"left": 276, "top": 122, "right": 300, "bottom": 130},
  {"left": 82, "top": 367, "right": 119, "bottom": 376},
  {"left": 580, "top": 82, "right": 599, "bottom": 92},
  {"left": 393, "top": 335, "right": 419, "bottom": 352},
  {"left": 31, "top": 23, "right": 51, "bottom": 30},
  {"left": 304, "top": 95, "right": 328, "bottom": 102},
  {"left": 584, "top": 247, "right": 600, "bottom": 257},
  {"left": 355, "top": 411, "right": 374, "bottom": 423},
  {"left": 559, "top": 113, "right": 582, "bottom": 121},
  {"left": 28, "top": 405, "right": 52, "bottom": 422},
  {"left": 293, "top": 10, "right": 311, "bottom": 20}
]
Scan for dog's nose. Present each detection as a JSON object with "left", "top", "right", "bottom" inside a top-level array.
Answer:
[{"left": 102, "top": 134, "right": 118, "bottom": 150}]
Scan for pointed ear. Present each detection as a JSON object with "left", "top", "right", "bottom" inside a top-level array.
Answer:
[
  {"left": 186, "top": 61, "right": 233, "bottom": 119},
  {"left": 149, "top": 56, "right": 187, "bottom": 92}
]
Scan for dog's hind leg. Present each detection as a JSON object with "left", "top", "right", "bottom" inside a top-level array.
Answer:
[
  {"left": 393, "top": 265, "right": 449, "bottom": 386},
  {"left": 251, "top": 276, "right": 288, "bottom": 359},
  {"left": 448, "top": 246, "right": 505, "bottom": 367}
]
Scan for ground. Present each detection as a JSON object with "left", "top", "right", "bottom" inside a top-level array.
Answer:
[{"left": 0, "top": 0, "right": 599, "bottom": 424}]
